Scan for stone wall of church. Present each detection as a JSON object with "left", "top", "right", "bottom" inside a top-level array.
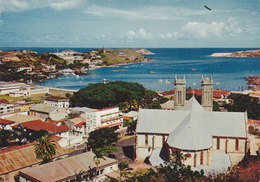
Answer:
[
  {"left": 212, "top": 137, "right": 246, "bottom": 153},
  {"left": 135, "top": 133, "right": 168, "bottom": 161}
]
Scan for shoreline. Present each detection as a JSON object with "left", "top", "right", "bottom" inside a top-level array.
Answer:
[{"left": 210, "top": 53, "right": 232, "bottom": 57}]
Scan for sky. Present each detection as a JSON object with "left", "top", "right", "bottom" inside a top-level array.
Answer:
[{"left": 0, "top": 0, "right": 259, "bottom": 48}]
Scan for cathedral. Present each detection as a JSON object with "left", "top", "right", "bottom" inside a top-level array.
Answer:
[{"left": 135, "top": 76, "right": 248, "bottom": 173}]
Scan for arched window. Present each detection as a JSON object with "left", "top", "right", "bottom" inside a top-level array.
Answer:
[{"left": 217, "top": 138, "right": 220, "bottom": 150}]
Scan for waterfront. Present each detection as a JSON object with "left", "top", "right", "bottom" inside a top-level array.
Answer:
[{"left": 2, "top": 47, "right": 260, "bottom": 92}]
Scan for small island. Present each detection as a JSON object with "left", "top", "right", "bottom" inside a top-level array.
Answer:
[{"left": 211, "top": 49, "right": 260, "bottom": 57}]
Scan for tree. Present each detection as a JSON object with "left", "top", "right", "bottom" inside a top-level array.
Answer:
[
  {"left": 126, "top": 120, "right": 137, "bottom": 135},
  {"left": 74, "top": 170, "right": 85, "bottom": 182},
  {"left": 224, "top": 93, "right": 260, "bottom": 119},
  {"left": 118, "top": 160, "right": 132, "bottom": 182},
  {"left": 88, "top": 128, "right": 119, "bottom": 151},
  {"left": 0, "top": 129, "right": 12, "bottom": 147},
  {"left": 34, "top": 134, "right": 56, "bottom": 163}
]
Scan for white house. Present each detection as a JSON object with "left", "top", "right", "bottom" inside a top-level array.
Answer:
[
  {"left": 0, "top": 103, "right": 14, "bottom": 115},
  {"left": 86, "top": 107, "right": 123, "bottom": 135},
  {"left": 44, "top": 96, "right": 70, "bottom": 108}
]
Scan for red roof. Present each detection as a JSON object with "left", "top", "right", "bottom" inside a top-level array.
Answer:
[
  {"left": 75, "top": 121, "right": 86, "bottom": 127},
  {"left": 187, "top": 89, "right": 229, "bottom": 98},
  {"left": 0, "top": 118, "right": 15, "bottom": 125},
  {"left": 159, "top": 90, "right": 175, "bottom": 96},
  {"left": 0, "top": 99, "right": 8, "bottom": 104},
  {"left": 45, "top": 119, "right": 59, "bottom": 126},
  {"left": 123, "top": 117, "right": 131, "bottom": 121},
  {"left": 19, "top": 119, "right": 70, "bottom": 133},
  {"left": 96, "top": 107, "right": 117, "bottom": 112},
  {"left": 248, "top": 119, "right": 260, "bottom": 126},
  {"left": 96, "top": 122, "right": 122, "bottom": 129}
]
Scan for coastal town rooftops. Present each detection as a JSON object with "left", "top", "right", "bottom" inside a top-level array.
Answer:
[
  {"left": 137, "top": 97, "right": 247, "bottom": 138},
  {"left": 45, "top": 96, "right": 70, "bottom": 101},
  {"left": 18, "top": 152, "right": 117, "bottom": 182},
  {"left": 0, "top": 141, "right": 66, "bottom": 176},
  {"left": 15, "top": 119, "right": 70, "bottom": 133},
  {"left": 30, "top": 104, "right": 60, "bottom": 113},
  {"left": 0, "top": 118, "right": 15, "bottom": 125},
  {"left": 6, "top": 114, "right": 43, "bottom": 123}
]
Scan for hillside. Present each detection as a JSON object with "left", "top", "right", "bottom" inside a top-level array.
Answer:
[{"left": 100, "top": 48, "right": 150, "bottom": 65}]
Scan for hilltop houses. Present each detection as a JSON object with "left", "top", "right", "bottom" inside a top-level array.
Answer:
[{"left": 135, "top": 76, "right": 248, "bottom": 173}]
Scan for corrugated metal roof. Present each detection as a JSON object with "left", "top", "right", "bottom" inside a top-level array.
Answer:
[
  {"left": 30, "top": 104, "right": 57, "bottom": 113},
  {"left": 19, "top": 152, "right": 117, "bottom": 182},
  {"left": 0, "top": 141, "right": 66, "bottom": 175}
]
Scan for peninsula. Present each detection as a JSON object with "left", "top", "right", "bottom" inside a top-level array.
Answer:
[
  {"left": 211, "top": 49, "right": 260, "bottom": 57},
  {"left": 0, "top": 48, "right": 154, "bottom": 83}
]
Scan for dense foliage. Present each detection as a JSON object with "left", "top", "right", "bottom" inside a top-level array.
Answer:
[
  {"left": 70, "top": 81, "right": 168, "bottom": 110},
  {"left": 88, "top": 128, "right": 119, "bottom": 151},
  {"left": 224, "top": 93, "right": 260, "bottom": 119}
]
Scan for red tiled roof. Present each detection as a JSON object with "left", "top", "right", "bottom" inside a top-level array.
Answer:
[
  {"left": 45, "top": 119, "right": 59, "bottom": 125},
  {"left": 0, "top": 118, "right": 15, "bottom": 125},
  {"left": 248, "top": 119, "right": 260, "bottom": 126},
  {"left": 75, "top": 121, "right": 85, "bottom": 127},
  {"left": 0, "top": 99, "right": 8, "bottom": 103},
  {"left": 187, "top": 89, "right": 230, "bottom": 98},
  {"left": 19, "top": 119, "right": 70, "bottom": 133},
  {"left": 96, "top": 107, "right": 117, "bottom": 112},
  {"left": 159, "top": 90, "right": 175, "bottom": 96},
  {"left": 96, "top": 122, "right": 122, "bottom": 129}
]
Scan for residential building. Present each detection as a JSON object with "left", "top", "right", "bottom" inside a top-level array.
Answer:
[
  {"left": 44, "top": 96, "right": 70, "bottom": 108},
  {"left": 0, "top": 103, "right": 14, "bottom": 115},
  {"left": 0, "top": 142, "right": 66, "bottom": 182},
  {"left": 86, "top": 107, "right": 123, "bottom": 135},
  {"left": 17, "top": 67, "right": 32, "bottom": 73},
  {"left": 29, "top": 104, "right": 67, "bottom": 121},
  {"left": 0, "top": 81, "right": 27, "bottom": 95},
  {"left": 16, "top": 152, "right": 118, "bottom": 182}
]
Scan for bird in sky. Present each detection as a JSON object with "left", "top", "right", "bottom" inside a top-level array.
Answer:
[{"left": 204, "top": 5, "right": 211, "bottom": 11}]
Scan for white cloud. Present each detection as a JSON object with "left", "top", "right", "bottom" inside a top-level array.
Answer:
[
  {"left": 179, "top": 18, "right": 242, "bottom": 39},
  {"left": 121, "top": 28, "right": 152, "bottom": 40},
  {"left": 252, "top": 11, "right": 257, "bottom": 16},
  {"left": 0, "top": 0, "right": 86, "bottom": 12},
  {"left": 84, "top": 5, "right": 208, "bottom": 21}
]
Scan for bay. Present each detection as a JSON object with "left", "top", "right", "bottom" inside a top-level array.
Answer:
[{"left": 1, "top": 47, "right": 260, "bottom": 91}]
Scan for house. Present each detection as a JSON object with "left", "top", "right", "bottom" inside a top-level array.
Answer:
[
  {"left": 0, "top": 118, "right": 15, "bottom": 130},
  {"left": 0, "top": 103, "right": 14, "bottom": 115},
  {"left": 29, "top": 104, "right": 67, "bottom": 121},
  {"left": 86, "top": 107, "right": 123, "bottom": 135},
  {"left": 135, "top": 76, "right": 248, "bottom": 174},
  {"left": 68, "top": 117, "right": 86, "bottom": 135},
  {"left": 16, "top": 152, "right": 118, "bottom": 182},
  {"left": 13, "top": 119, "right": 70, "bottom": 137},
  {"left": 44, "top": 96, "right": 70, "bottom": 108},
  {"left": 0, "top": 142, "right": 67, "bottom": 182},
  {"left": 17, "top": 67, "right": 32, "bottom": 73}
]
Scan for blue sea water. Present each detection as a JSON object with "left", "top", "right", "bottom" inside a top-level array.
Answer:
[{"left": 1, "top": 47, "right": 260, "bottom": 91}]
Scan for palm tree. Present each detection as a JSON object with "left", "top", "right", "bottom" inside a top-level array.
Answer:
[
  {"left": 74, "top": 170, "right": 85, "bottom": 182},
  {"left": 34, "top": 134, "right": 56, "bottom": 164},
  {"left": 93, "top": 148, "right": 106, "bottom": 181},
  {"left": 118, "top": 160, "right": 132, "bottom": 182}
]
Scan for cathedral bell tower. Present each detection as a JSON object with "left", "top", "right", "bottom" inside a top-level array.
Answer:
[
  {"left": 201, "top": 76, "right": 213, "bottom": 111},
  {"left": 174, "top": 75, "right": 186, "bottom": 110}
]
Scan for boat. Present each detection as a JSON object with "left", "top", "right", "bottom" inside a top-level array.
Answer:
[
  {"left": 76, "top": 75, "right": 79, "bottom": 79},
  {"left": 119, "top": 70, "right": 127, "bottom": 72},
  {"left": 150, "top": 71, "right": 156, "bottom": 74},
  {"left": 165, "top": 79, "right": 170, "bottom": 84},
  {"left": 102, "top": 79, "right": 110, "bottom": 84},
  {"left": 112, "top": 70, "right": 119, "bottom": 72},
  {"left": 78, "top": 81, "right": 82, "bottom": 83},
  {"left": 191, "top": 69, "right": 197, "bottom": 71}
]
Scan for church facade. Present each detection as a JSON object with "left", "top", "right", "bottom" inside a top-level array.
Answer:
[{"left": 135, "top": 76, "right": 248, "bottom": 172}]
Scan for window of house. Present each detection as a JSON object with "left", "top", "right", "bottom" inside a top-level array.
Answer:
[
  {"left": 217, "top": 138, "right": 220, "bottom": 150},
  {"left": 200, "top": 151, "right": 203, "bottom": 165},
  {"left": 235, "top": 139, "right": 239, "bottom": 150},
  {"left": 145, "top": 134, "right": 148, "bottom": 146}
]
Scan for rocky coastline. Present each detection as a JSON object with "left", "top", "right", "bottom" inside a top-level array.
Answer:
[{"left": 211, "top": 49, "right": 260, "bottom": 57}]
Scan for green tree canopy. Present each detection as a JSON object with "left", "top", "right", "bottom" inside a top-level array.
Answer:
[
  {"left": 224, "top": 93, "right": 260, "bottom": 119},
  {"left": 88, "top": 127, "right": 119, "bottom": 151},
  {"left": 70, "top": 81, "right": 168, "bottom": 110}
]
